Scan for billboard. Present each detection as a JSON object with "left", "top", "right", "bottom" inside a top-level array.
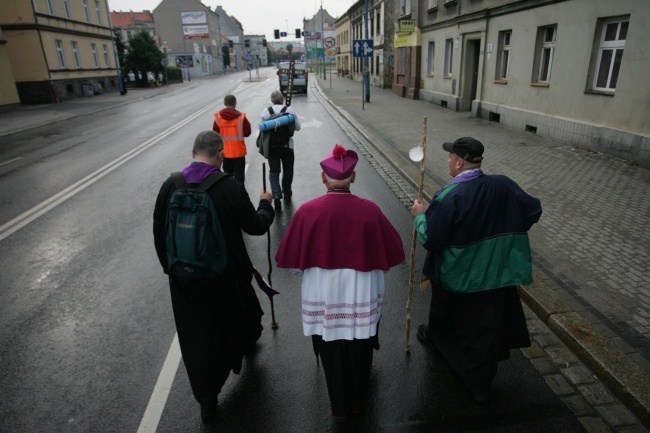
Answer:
[
  {"left": 175, "top": 55, "right": 194, "bottom": 67},
  {"left": 180, "top": 11, "right": 206, "bottom": 25},
  {"left": 183, "top": 25, "right": 209, "bottom": 39}
]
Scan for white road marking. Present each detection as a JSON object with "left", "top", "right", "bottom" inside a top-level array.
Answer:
[
  {"left": 136, "top": 334, "right": 182, "bottom": 433},
  {"left": 0, "top": 100, "right": 220, "bottom": 242},
  {"left": 0, "top": 157, "right": 22, "bottom": 168}
]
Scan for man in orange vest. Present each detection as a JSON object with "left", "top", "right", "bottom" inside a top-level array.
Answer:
[{"left": 212, "top": 94, "right": 251, "bottom": 183}]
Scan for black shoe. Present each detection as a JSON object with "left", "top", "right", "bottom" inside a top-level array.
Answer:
[
  {"left": 200, "top": 402, "right": 218, "bottom": 423},
  {"left": 273, "top": 196, "right": 282, "bottom": 208},
  {"left": 416, "top": 324, "right": 438, "bottom": 353},
  {"left": 283, "top": 192, "right": 292, "bottom": 200}
]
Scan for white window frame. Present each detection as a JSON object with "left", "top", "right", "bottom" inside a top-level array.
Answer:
[
  {"left": 91, "top": 43, "right": 99, "bottom": 67},
  {"left": 71, "top": 41, "right": 81, "bottom": 68},
  {"left": 428, "top": 0, "right": 438, "bottom": 9},
  {"left": 537, "top": 25, "right": 556, "bottom": 82},
  {"left": 83, "top": 0, "right": 91, "bottom": 22},
  {"left": 444, "top": 38, "right": 453, "bottom": 77},
  {"left": 95, "top": 1, "right": 102, "bottom": 25},
  {"left": 103, "top": 44, "right": 110, "bottom": 67},
  {"left": 498, "top": 30, "right": 511, "bottom": 79},
  {"left": 399, "top": 0, "right": 411, "bottom": 16},
  {"left": 427, "top": 41, "right": 435, "bottom": 75},
  {"left": 593, "top": 18, "right": 628, "bottom": 92},
  {"left": 55, "top": 40, "right": 66, "bottom": 68},
  {"left": 62, "top": 0, "right": 71, "bottom": 18},
  {"left": 46, "top": 0, "right": 55, "bottom": 15}
]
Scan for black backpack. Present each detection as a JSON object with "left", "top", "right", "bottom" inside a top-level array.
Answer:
[
  {"left": 267, "top": 106, "right": 295, "bottom": 147},
  {"left": 165, "top": 171, "right": 229, "bottom": 279}
]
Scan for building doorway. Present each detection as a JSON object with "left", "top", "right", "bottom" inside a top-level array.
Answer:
[{"left": 460, "top": 39, "right": 481, "bottom": 111}]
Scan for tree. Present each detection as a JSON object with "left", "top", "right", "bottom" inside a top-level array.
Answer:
[
  {"left": 123, "top": 30, "right": 163, "bottom": 85},
  {"left": 286, "top": 43, "right": 293, "bottom": 58}
]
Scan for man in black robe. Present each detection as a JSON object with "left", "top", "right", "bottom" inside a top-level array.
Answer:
[{"left": 153, "top": 131, "right": 274, "bottom": 423}]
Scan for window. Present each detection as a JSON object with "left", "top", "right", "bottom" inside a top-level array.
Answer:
[
  {"left": 370, "top": 15, "right": 374, "bottom": 37},
  {"left": 497, "top": 30, "right": 511, "bottom": 79},
  {"left": 400, "top": 0, "right": 411, "bottom": 16},
  {"left": 428, "top": 0, "right": 438, "bottom": 9},
  {"left": 91, "top": 43, "right": 99, "bottom": 67},
  {"left": 536, "top": 25, "right": 556, "bottom": 82},
  {"left": 95, "top": 1, "right": 102, "bottom": 25},
  {"left": 427, "top": 41, "right": 435, "bottom": 75},
  {"left": 46, "top": 0, "right": 55, "bottom": 15},
  {"left": 71, "top": 41, "right": 81, "bottom": 68},
  {"left": 376, "top": 12, "right": 380, "bottom": 34},
  {"left": 444, "top": 38, "right": 453, "bottom": 77},
  {"left": 62, "top": 0, "right": 71, "bottom": 18},
  {"left": 103, "top": 44, "right": 110, "bottom": 67},
  {"left": 55, "top": 40, "right": 66, "bottom": 68},
  {"left": 83, "top": 0, "right": 90, "bottom": 22},
  {"left": 594, "top": 18, "right": 628, "bottom": 91}
]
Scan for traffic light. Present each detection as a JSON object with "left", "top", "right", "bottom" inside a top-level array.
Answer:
[
  {"left": 228, "top": 40, "right": 233, "bottom": 48},
  {"left": 262, "top": 39, "right": 267, "bottom": 47},
  {"left": 244, "top": 39, "right": 250, "bottom": 48},
  {"left": 295, "top": 29, "right": 301, "bottom": 38},
  {"left": 274, "top": 29, "right": 280, "bottom": 39}
]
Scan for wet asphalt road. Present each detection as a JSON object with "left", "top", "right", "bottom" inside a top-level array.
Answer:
[{"left": 0, "top": 69, "right": 585, "bottom": 432}]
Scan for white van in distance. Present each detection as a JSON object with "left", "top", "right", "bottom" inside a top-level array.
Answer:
[{"left": 277, "top": 61, "right": 308, "bottom": 95}]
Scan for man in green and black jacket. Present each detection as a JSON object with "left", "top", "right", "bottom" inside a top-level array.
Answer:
[{"left": 411, "top": 136, "right": 542, "bottom": 403}]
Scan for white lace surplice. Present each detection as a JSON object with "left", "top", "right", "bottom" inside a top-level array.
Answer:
[{"left": 300, "top": 267, "right": 385, "bottom": 342}]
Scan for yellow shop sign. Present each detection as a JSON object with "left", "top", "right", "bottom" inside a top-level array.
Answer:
[{"left": 399, "top": 19, "right": 415, "bottom": 32}]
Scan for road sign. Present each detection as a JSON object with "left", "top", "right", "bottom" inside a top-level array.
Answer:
[
  {"left": 352, "top": 39, "right": 374, "bottom": 57},
  {"left": 324, "top": 37, "right": 336, "bottom": 49},
  {"left": 326, "top": 49, "right": 334, "bottom": 57}
]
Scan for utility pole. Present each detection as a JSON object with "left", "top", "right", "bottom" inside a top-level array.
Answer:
[
  {"left": 321, "top": 0, "right": 326, "bottom": 80},
  {"left": 178, "top": 0, "right": 190, "bottom": 81},
  {"left": 364, "top": 0, "right": 370, "bottom": 102},
  {"left": 105, "top": 0, "right": 125, "bottom": 95}
]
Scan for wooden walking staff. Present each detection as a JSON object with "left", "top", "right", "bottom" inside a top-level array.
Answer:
[
  {"left": 262, "top": 163, "right": 279, "bottom": 329},
  {"left": 406, "top": 116, "right": 428, "bottom": 353}
]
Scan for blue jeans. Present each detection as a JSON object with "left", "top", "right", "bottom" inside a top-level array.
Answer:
[{"left": 268, "top": 146, "right": 294, "bottom": 198}]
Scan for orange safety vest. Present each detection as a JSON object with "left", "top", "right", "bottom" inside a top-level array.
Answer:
[{"left": 214, "top": 112, "right": 247, "bottom": 158}]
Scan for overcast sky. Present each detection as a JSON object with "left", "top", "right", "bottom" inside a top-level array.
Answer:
[{"left": 107, "top": 0, "right": 356, "bottom": 41}]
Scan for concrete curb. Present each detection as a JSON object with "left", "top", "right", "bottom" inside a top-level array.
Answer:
[{"left": 520, "top": 277, "right": 650, "bottom": 429}]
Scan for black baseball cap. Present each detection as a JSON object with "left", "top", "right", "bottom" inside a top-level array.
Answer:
[{"left": 442, "top": 137, "right": 484, "bottom": 163}]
